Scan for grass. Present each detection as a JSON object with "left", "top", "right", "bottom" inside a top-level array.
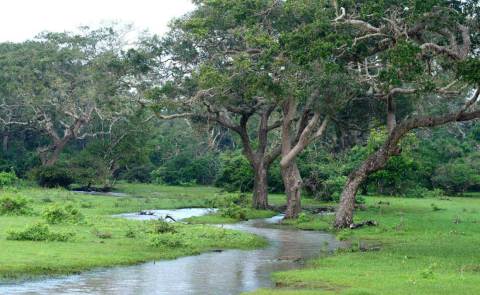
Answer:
[
  {"left": 0, "top": 184, "right": 267, "bottom": 280},
  {"left": 248, "top": 194, "right": 480, "bottom": 295}
]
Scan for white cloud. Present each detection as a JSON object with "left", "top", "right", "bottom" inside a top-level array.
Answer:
[{"left": 0, "top": 0, "right": 195, "bottom": 42}]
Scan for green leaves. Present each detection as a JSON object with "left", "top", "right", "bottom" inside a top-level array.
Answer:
[
  {"left": 457, "top": 58, "right": 480, "bottom": 84},
  {"left": 380, "top": 41, "right": 423, "bottom": 85}
]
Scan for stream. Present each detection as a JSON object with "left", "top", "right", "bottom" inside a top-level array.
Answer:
[{"left": 1, "top": 208, "right": 343, "bottom": 295}]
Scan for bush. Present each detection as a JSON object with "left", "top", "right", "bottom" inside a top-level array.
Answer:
[
  {"left": 220, "top": 204, "right": 248, "bottom": 220},
  {"left": 31, "top": 165, "right": 74, "bottom": 188},
  {"left": 0, "top": 170, "right": 18, "bottom": 187},
  {"left": 215, "top": 152, "right": 253, "bottom": 192},
  {"left": 7, "top": 223, "right": 74, "bottom": 242},
  {"left": 42, "top": 204, "right": 84, "bottom": 224},
  {"left": 150, "top": 233, "right": 186, "bottom": 248},
  {"left": 151, "top": 219, "right": 176, "bottom": 234},
  {"left": 0, "top": 196, "right": 31, "bottom": 215},
  {"left": 432, "top": 153, "right": 480, "bottom": 194}
]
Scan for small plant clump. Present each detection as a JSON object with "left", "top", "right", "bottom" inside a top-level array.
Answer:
[
  {"left": 151, "top": 219, "right": 177, "bottom": 234},
  {"left": 7, "top": 223, "right": 74, "bottom": 242},
  {"left": 150, "top": 233, "right": 186, "bottom": 248},
  {"left": 95, "top": 231, "right": 113, "bottom": 239},
  {"left": 0, "top": 196, "right": 32, "bottom": 215},
  {"left": 42, "top": 204, "right": 85, "bottom": 224},
  {"left": 217, "top": 194, "right": 249, "bottom": 220}
]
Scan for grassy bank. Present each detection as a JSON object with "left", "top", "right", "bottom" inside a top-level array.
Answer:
[
  {"left": 248, "top": 195, "right": 480, "bottom": 295},
  {"left": 0, "top": 184, "right": 266, "bottom": 280}
]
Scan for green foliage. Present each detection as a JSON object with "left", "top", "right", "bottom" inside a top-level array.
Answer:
[
  {"left": 150, "top": 219, "right": 177, "bottom": 234},
  {"left": 150, "top": 233, "right": 186, "bottom": 248},
  {"left": 7, "top": 223, "right": 74, "bottom": 242},
  {"left": 152, "top": 153, "right": 219, "bottom": 186},
  {"left": 457, "top": 58, "right": 480, "bottom": 83},
  {"left": 31, "top": 165, "right": 74, "bottom": 188},
  {"left": 0, "top": 170, "right": 18, "bottom": 187},
  {"left": 432, "top": 153, "right": 480, "bottom": 194},
  {"left": 215, "top": 152, "right": 253, "bottom": 192},
  {"left": 383, "top": 41, "right": 422, "bottom": 83},
  {"left": 220, "top": 203, "right": 248, "bottom": 220},
  {"left": 214, "top": 194, "right": 249, "bottom": 220},
  {"left": 0, "top": 195, "right": 31, "bottom": 215},
  {"left": 42, "top": 204, "right": 84, "bottom": 224}
]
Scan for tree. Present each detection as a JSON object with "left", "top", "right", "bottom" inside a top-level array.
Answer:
[
  {"left": 0, "top": 27, "right": 132, "bottom": 166},
  {"left": 140, "top": 0, "right": 285, "bottom": 209},
  {"left": 333, "top": 0, "right": 480, "bottom": 228}
]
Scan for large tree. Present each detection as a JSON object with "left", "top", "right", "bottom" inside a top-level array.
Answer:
[
  {"left": 0, "top": 27, "right": 133, "bottom": 166},
  {"left": 139, "top": 0, "right": 286, "bottom": 209},
  {"left": 333, "top": 0, "right": 480, "bottom": 228}
]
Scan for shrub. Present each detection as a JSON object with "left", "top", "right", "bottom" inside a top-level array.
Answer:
[
  {"left": 31, "top": 165, "right": 74, "bottom": 188},
  {"left": 215, "top": 152, "right": 253, "bottom": 192},
  {"left": 150, "top": 233, "right": 186, "bottom": 248},
  {"left": 0, "top": 196, "right": 31, "bottom": 215},
  {"left": 432, "top": 153, "right": 480, "bottom": 194},
  {"left": 125, "top": 228, "right": 136, "bottom": 238},
  {"left": 7, "top": 223, "right": 74, "bottom": 242},
  {"left": 151, "top": 219, "right": 176, "bottom": 234},
  {"left": 42, "top": 204, "right": 84, "bottom": 224},
  {"left": 0, "top": 170, "right": 18, "bottom": 187},
  {"left": 219, "top": 203, "right": 247, "bottom": 220},
  {"left": 298, "top": 212, "right": 313, "bottom": 223}
]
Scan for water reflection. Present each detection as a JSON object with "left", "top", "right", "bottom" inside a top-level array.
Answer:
[{"left": 1, "top": 214, "right": 342, "bottom": 295}]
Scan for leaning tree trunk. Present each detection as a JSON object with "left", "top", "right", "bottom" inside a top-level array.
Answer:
[
  {"left": 252, "top": 161, "right": 269, "bottom": 209},
  {"left": 41, "top": 141, "right": 68, "bottom": 167},
  {"left": 282, "top": 161, "right": 303, "bottom": 219},
  {"left": 334, "top": 98, "right": 480, "bottom": 228},
  {"left": 334, "top": 171, "right": 368, "bottom": 228}
]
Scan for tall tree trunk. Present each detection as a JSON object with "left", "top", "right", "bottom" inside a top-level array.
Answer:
[
  {"left": 2, "top": 134, "right": 8, "bottom": 153},
  {"left": 387, "top": 97, "right": 396, "bottom": 133},
  {"left": 282, "top": 160, "right": 302, "bottom": 219},
  {"left": 252, "top": 160, "right": 269, "bottom": 209},
  {"left": 43, "top": 141, "right": 67, "bottom": 167},
  {"left": 334, "top": 171, "right": 368, "bottom": 228}
]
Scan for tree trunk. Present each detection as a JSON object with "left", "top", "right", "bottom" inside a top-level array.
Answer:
[
  {"left": 2, "top": 134, "right": 8, "bottom": 153},
  {"left": 43, "top": 141, "right": 67, "bottom": 167},
  {"left": 252, "top": 161, "right": 269, "bottom": 209},
  {"left": 387, "top": 97, "right": 396, "bottom": 133},
  {"left": 334, "top": 171, "right": 368, "bottom": 228},
  {"left": 282, "top": 161, "right": 303, "bottom": 219}
]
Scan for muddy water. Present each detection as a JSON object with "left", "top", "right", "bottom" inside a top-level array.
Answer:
[{"left": 1, "top": 210, "right": 342, "bottom": 295}]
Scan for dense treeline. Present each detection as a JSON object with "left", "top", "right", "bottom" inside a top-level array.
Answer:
[
  {"left": 1, "top": 0, "right": 479, "bottom": 227},
  {"left": 1, "top": 111, "right": 478, "bottom": 196}
]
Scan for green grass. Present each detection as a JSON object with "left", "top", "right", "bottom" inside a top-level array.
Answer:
[
  {"left": 0, "top": 184, "right": 266, "bottom": 280},
  {"left": 248, "top": 194, "right": 480, "bottom": 295}
]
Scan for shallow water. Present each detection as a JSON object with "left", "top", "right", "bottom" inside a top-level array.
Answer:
[
  {"left": 1, "top": 210, "right": 342, "bottom": 295},
  {"left": 113, "top": 208, "right": 217, "bottom": 221}
]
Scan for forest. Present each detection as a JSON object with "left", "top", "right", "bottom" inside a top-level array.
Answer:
[{"left": 0, "top": 0, "right": 479, "bottom": 294}]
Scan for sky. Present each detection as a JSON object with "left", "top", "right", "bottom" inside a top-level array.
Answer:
[{"left": 0, "top": 0, "right": 195, "bottom": 42}]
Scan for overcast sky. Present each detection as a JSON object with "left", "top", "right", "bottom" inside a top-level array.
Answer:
[{"left": 0, "top": 0, "right": 195, "bottom": 42}]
